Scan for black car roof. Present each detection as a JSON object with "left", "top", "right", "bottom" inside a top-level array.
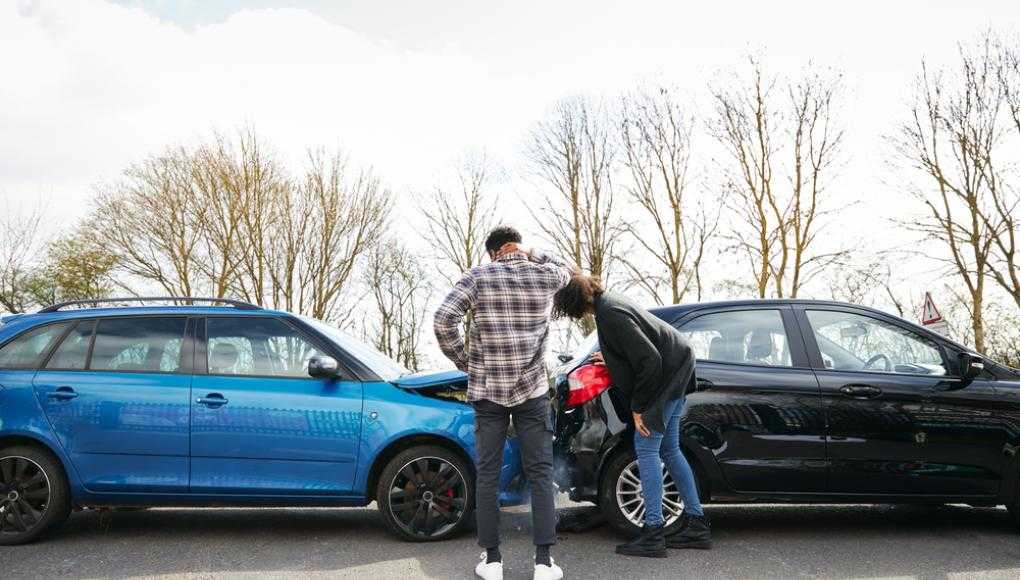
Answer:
[{"left": 649, "top": 298, "right": 860, "bottom": 318}]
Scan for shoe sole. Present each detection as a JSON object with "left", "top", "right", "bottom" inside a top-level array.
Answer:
[
  {"left": 667, "top": 541, "right": 712, "bottom": 550},
  {"left": 614, "top": 548, "right": 668, "bottom": 558}
]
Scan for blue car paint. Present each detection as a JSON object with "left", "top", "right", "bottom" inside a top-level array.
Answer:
[
  {"left": 33, "top": 369, "right": 192, "bottom": 493},
  {"left": 357, "top": 379, "right": 526, "bottom": 505},
  {"left": 0, "top": 306, "right": 527, "bottom": 508}
]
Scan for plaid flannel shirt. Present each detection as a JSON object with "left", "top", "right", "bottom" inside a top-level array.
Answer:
[{"left": 434, "top": 249, "right": 572, "bottom": 407}]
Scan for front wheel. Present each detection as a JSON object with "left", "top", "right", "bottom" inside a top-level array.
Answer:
[
  {"left": 0, "top": 445, "right": 71, "bottom": 545},
  {"left": 598, "top": 449, "right": 687, "bottom": 536},
  {"left": 375, "top": 445, "right": 474, "bottom": 542}
]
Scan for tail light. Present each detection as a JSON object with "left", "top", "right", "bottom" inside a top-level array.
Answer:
[{"left": 565, "top": 364, "right": 612, "bottom": 408}]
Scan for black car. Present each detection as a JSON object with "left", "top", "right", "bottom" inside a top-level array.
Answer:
[{"left": 551, "top": 299, "right": 1020, "bottom": 535}]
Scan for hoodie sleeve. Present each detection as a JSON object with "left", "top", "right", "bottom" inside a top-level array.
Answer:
[{"left": 606, "top": 309, "right": 663, "bottom": 413}]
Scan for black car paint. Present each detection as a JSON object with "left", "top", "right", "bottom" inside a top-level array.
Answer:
[{"left": 551, "top": 299, "right": 1020, "bottom": 507}]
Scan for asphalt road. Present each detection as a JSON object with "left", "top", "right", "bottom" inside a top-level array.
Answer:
[{"left": 5, "top": 501, "right": 1020, "bottom": 579}]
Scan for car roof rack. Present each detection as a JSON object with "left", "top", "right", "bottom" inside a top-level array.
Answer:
[{"left": 37, "top": 297, "right": 262, "bottom": 313}]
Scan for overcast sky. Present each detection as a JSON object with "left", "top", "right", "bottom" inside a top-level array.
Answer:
[{"left": 2, "top": 0, "right": 1018, "bottom": 269}]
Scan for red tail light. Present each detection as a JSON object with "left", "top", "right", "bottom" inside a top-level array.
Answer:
[{"left": 565, "top": 364, "right": 612, "bottom": 408}]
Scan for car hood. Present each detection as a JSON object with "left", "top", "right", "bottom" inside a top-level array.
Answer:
[{"left": 391, "top": 368, "right": 468, "bottom": 389}]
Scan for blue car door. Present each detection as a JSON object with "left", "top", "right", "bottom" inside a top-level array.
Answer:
[
  {"left": 189, "top": 316, "right": 364, "bottom": 495},
  {"left": 31, "top": 316, "right": 193, "bottom": 492}
]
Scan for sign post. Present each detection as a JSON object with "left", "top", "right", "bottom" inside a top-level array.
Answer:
[{"left": 921, "top": 292, "right": 949, "bottom": 337}]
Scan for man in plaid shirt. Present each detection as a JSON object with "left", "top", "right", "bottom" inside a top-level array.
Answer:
[{"left": 434, "top": 226, "right": 571, "bottom": 580}]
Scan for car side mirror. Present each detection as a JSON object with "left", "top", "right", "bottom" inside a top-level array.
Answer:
[
  {"left": 308, "top": 355, "right": 340, "bottom": 379},
  {"left": 960, "top": 353, "right": 985, "bottom": 382},
  {"left": 557, "top": 353, "right": 573, "bottom": 364}
]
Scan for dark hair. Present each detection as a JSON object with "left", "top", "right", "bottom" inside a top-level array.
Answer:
[
  {"left": 553, "top": 274, "right": 604, "bottom": 319},
  {"left": 484, "top": 225, "right": 522, "bottom": 254}
]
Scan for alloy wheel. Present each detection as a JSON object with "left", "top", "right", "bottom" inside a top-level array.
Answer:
[
  {"left": 0, "top": 456, "right": 51, "bottom": 537},
  {"left": 615, "top": 459, "right": 683, "bottom": 527},
  {"left": 387, "top": 456, "right": 467, "bottom": 538}
]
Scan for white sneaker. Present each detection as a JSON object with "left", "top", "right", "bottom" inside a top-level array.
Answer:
[
  {"left": 475, "top": 552, "right": 503, "bottom": 580},
  {"left": 533, "top": 558, "right": 563, "bottom": 580}
]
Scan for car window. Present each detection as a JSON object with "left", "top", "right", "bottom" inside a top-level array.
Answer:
[
  {"left": 90, "top": 317, "right": 187, "bottom": 373},
  {"left": 0, "top": 322, "right": 70, "bottom": 370},
  {"left": 45, "top": 320, "right": 96, "bottom": 370},
  {"left": 299, "top": 315, "right": 408, "bottom": 380},
  {"left": 678, "top": 310, "right": 792, "bottom": 367},
  {"left": 805, "top": 310, "right": 946, "bottom": 375},
  {"left": 207, "top": 317, "right": 325, "bottom": 378}
]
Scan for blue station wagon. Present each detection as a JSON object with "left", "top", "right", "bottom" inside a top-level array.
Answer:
[{"left": 0, "top": 297, "right": 526, "bottom": 545}]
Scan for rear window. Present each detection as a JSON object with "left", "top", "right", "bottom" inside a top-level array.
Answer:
[
  {"left": 0, "top": 322, "right": 69, "bottom": 370},
  {"left": 90, "top": 317, "right": 187, "bottom": 373},
  {"left": 678, "top": 309, "right": 793, "bottom": 367},
  {"left": 45, "top": 320, "right": 96, "bottom": 370}
]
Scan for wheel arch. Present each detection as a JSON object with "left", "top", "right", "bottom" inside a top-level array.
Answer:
[
  {"left": 0, "top": 432, "right": 77, "bottom": 490},
  {"left": 364, "top": 433, "right": 475, "bottom": 502},
  {"left": 0, "top": 433, "right": 67, "bottom": 465}
]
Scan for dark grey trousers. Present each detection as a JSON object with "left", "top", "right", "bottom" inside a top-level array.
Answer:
[{"left": 473, "top": 395, "right": 557, "bottom": 548}]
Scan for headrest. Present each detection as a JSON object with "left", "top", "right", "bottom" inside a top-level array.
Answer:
[
  {"left": 746, "top": 330, "right": 774, "bottom": 360},
  {"left": 210, "top": 342, "right": 239, "bottom": 372},
  {"left": 709, "top": 335, "right": 740, "bottom": 362}
]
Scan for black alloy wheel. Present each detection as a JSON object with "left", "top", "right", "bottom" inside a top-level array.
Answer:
[
  {"left": 0, "top": 446, "right": 71, "bottom": 545},
  {"left": 376, "top": 445, "right": 474, "bottom": 542}
]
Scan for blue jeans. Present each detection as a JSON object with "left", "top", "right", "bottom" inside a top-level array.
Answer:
[{"left": 633, "top": 397, "right": 703, "bottom": 526}]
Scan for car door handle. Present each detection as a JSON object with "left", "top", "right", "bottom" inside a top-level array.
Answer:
[
  {"left": 839, "top": 384, "right": 882, "bottom": 399},
  {"left": 47, "top": 386, "right": 78, "bottom": 401},
  {"left": 196, "top": 393, "right": 228, "bottom": 407},
  {"left": 695, "top": 378, "right": 714, "bottom": 392}
]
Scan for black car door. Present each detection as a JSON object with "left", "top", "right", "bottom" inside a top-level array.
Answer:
[
  {"left": 674, "top": 305, "right": 828, "bottom": 493},
  {"left": 796, "top": 305, "right": 1003, "bottom": 497}
]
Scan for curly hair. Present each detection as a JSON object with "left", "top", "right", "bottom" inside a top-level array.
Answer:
[
  {"left": 553, "top": 274, "right": 604, "bottom": 320},
  {"left": 484, "top": 225, "right": 522, "bottom": 255}
]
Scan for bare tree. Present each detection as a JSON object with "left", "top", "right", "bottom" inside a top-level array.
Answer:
[
  {"left": 235, "top": 149, "right": 392, "bottom": 324},
  {"left": 93, "top": 131, "right": 390, "bottom": 324},
  {"left": 619, "top": 85, "right": 718, "bottom": 305},
  {"left": 826, "top": 259, "right": 910, "bottom": 316},
  {"left": 0, "top": 204, "right": 44, "bottom": 312},
  {"left": 92, "top": 146, "right": 204, "bottom": 296},
  {"left": 988, "top": 37, "right": 1020, "bottom": 311},
  {"left": 420, "top": 154, "right": 498, "bottom": 281},
  {"left": 892, "top": 36, "right": 1011, "bottom": 353},
  {"left": 710, "top": 57, "right": 847, "bottom": 299},
  {"left": 192, "top": 130, "right": 284, "bottom": 298},
  {"left": 364, "top": 239, "right": 433, "bottom": 371},
  {"left": 527, "top": 97, "right": 620, "bottom": 331}
]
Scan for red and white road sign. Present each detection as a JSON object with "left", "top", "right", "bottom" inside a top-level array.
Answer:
[{"left": 921, "top": 292, "right": 943, "bottom": 325}]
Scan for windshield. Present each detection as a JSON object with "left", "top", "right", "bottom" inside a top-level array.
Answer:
[{"left": 300, "top": 316, "right": 410, "bottom": 381}]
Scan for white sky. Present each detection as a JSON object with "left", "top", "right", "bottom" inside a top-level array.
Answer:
[{"left": 2, "top": 0, "right": 1018, "bottom": 312}]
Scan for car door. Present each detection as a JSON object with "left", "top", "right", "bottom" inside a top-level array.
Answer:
[
  {"left": 189, "top": 315, "right": 364, "bottom": 495},
  {"left": 675, "top": 306, "right": 828, "bottom": 493},
  {"left": 797, "top": 306, "right": 1002, "bottom": 496},
  {"left": 32, "top": 316, "right": 193, "bottom": 493}
]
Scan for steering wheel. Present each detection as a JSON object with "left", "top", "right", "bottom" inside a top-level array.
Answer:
[{"left": 862, "top": 353, "right": 891, "bottom": 371}]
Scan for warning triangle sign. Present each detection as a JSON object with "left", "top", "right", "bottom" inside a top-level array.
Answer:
[{"left": 921, "top": 292, "right": 943, "bottom": 325}]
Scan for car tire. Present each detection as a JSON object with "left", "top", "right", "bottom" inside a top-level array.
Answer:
[
  {"left": 0, "top": 445, "right": 72, "bottom": 546},
  {"left": 375, "top": 445, "right": 474, "bottom": 542},
  {"left": 598, "top": 448, "right": 700, "bottom": 537}
]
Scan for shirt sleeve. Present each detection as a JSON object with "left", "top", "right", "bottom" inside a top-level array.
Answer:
[
  {"left": 433, "top": 273, "right": 477, "bottom": 371},
  {"left": 530, "top": 248, "right": 573, "bottom": 291}
]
